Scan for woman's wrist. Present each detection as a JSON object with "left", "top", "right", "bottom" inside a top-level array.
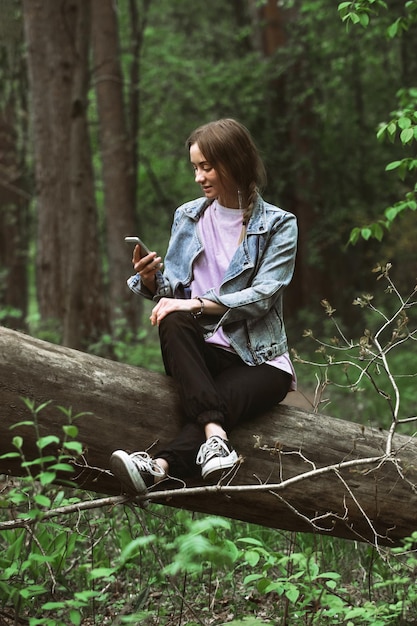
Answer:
[
  {"left": 141, "top": 274, "right": 156, "bottom": 295},
  {"left": 191, "top": 296, "right": 205, "bottom": 317}
]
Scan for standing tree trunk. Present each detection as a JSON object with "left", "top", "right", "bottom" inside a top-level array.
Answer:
[
  {"left": 22, "top": 0, "right": 73, "bottom": 324},
  {"left": 0, "top": 103, "right": 29, "bottom": 330},
  {"left": 63, "top": 1, "right": 108, "bottom": 349},
  {"left": 127, "top": 0, "right": 152, "bottom": 216},
  {"left": 0, "top": 5, "right": 29, "bottom": 331},
  {"left": 248, "top": 0, "right": 326, "bottom": 315},
  {"left": 91, "top": 0, "right": 140, "bottom": 331},
  {"left": 23, "top": 0, "right": 108, "bottom": 348}
]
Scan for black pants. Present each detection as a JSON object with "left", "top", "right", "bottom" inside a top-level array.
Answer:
[{"left": 155, "top": 311, "right": 291, "bottom": 478}]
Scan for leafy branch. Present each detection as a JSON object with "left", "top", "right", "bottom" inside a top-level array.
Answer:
[{"left": 337, "top": 1, "right": 417, "bottom": 242}]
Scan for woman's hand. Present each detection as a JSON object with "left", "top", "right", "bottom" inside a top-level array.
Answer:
[
  {"left": 150, "top": 297, "right": 201, "bottom": 326},
  {"left": 150, "top": 297, "right": 227, "bottom": 326},
  {"left": 133, "top": 245, "right": 162, "bottom": 293}
]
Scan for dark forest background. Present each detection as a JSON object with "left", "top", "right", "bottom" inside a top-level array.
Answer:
[{"left": 0, "top": 0, "right": 416, "bottom": 357}]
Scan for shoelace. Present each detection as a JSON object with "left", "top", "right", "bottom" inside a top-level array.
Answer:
[
  {"left": 130, "top": 451, "right": 166, "bottom": 477},
  {"left": 196, "top": 436, "right": 227, "bottom": 465}
]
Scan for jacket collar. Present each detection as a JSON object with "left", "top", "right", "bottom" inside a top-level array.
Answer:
[{"left": 184, "top": 194, "right": 267, "bottom": 235}]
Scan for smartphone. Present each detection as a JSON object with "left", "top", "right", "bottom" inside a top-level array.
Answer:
[{"left": 124, "top": 236, "right": 150, "bottom": 255}]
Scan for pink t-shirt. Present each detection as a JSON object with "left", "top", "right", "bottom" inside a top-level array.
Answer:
[{"left": 191, "top": 200, "right": 296, "bottom": 389}]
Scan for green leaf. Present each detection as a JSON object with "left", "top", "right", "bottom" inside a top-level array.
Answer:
[
  {"left": 0, "top": 451, "right": 20, "bottom": 459},
  {"left": 34, "top": 494, "right": 51, "bottom": 507},
  {"left": 237, "top": 537, "right": 263, "bottom": 546},
  {"left": 348, "top": 227, "right": 360, "bottom": 245},
  {"left": 385, "top": 160, "right": 402, "bottom": 171},
  {"left": 316, "top": 571, "right": 341, "bottom": 580},
  {"left": 19, "top": 508, "right": 44, "bottom": 519},
  {"left": 37, "top": 435, "right": 60, "bottom": 450},
  {"left": 19, "top": 584, "right": 47, "bottom": 598},
  {"left": 376, "top": 124, "right": 387, "bottom": 140},
  {"left": 243, "top": 573, "right": 263, "bottom": 584},
  {"left": 119, "top": 535, "right": 156, "bottom": 564},
  {"left": 49, "top": 462, "right": 74, "bottom": 473},
  {"left": 42, "top": 601, "right": 67, "bottom": 610},
  {"left": 226, "top": 618, "right": 271, "bottom": 626},
  {"left": 70, "top": 610, "right": 82, "bottom": 626},
  {"left": 263, "top": 581, "right": 285, "bottom": 594},
  {"left": 88, "top": 567, "right": 115, "bottom": 580},
  {"left": 12, "top": 436, "right": 23, "bottom": 449},
  {"left": 33, "top": 400, "right": 52, "bottom": 414},
  {"left": 63, "top": 441, "right": 83, "bottom": 454},
  {"left": 359, "top": 12, "right": 370, "bottom": 27},
  {"left": 400, "top": 127, "right": 414, "bottom": 144},
  {"left": 39, "top": 471, "right": 57, "bottom": 486},
  {"left": 63, "top": 425, "right": 78, "bottom": 438},
  {"left": 74, "top": 590, "right": 100, "bottom": 602},
  {"left": 10, "top": 420, "right": 35, "bottom": 429},
  {"left": 387, "top": 20, "right": 400, "bottom": 38},
  {"left": 244, "top": 550, "right": 260, "bottom": 567},
  {"left": 22, "top": 455, "right": 55, "bottom": 467},
  {"left": 398, "top": 116, "right": 411, "bottom": 129},
  {"left": 387, "top": 122, "right": 397, "bottom": 137},
  {"left": 361, "top": 227, "right": 372, "bottom": 240},
  {"left": 371, "top": 223, "right": 384, "bottom": 241},
  {"left": 285, "top": 585, "right": 300, "bottom": 602},
  {"left": 385, "top": 207, "right": 398, "bottom": 222}
]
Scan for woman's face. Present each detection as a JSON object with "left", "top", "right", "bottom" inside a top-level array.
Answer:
[{"left": 189, "top": 142, "right": 238, "bottom": 208}]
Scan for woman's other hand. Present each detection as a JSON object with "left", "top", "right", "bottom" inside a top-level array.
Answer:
[{"left": 150, "top": 297, "right": 201, "bottom": 326}]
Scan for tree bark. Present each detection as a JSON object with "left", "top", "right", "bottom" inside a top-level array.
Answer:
[
  {"left": 0, "top": 103, "right": 29, "bottom": 329},
  {"left": 22, "top": 0, "right": 109, "bottom": 348},
  {"left": 22, "top": 0, "right": 73, "bottom": 322},
  {"left": 91, "top": 0, "right": 140, "bottom": 330},
  {"left": 248, "top": 0, "right": 327, "bottom": 316},
  {"left": 63, "top": 0, "right": 93, "bottom": 349},
  {"left": 0, "top": 325, "right": 416, "bottom": 546}
]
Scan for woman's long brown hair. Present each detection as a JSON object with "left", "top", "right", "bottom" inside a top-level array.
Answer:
[{"left": 186, "top": 118, "right": 267, "bottom": 229}]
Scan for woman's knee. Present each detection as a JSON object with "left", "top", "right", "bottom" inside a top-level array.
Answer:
[{"left": 159, "top": 310, "right": 192, "bottom": 333}]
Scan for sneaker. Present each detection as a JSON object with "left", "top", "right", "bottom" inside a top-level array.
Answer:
[
  {"left": 110, "top": 450, "right": 166, "bottom": 495},
  {"left": 196, "top": 436, "right": 238, "bottom": 479}
]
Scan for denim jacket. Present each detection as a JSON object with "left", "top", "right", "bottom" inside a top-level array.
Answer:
[{"left": 128, "top": 195, "right": 297, "bottom": 366}]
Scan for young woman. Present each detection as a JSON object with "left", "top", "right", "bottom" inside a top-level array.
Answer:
[{"left": 110, "top": 118, "right": 298, "bottom": 494}]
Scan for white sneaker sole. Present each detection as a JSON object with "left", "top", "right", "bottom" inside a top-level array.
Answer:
[{"left": 201, "top": 450, "right": 239, "bottom": 479}]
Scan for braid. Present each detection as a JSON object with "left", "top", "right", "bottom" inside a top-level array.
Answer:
[
  {"left": 238, "top": 183, "right": 259, "bottom": 245},
  {"left": 242, "top": 182, "right": 258, "bottom": 226}
]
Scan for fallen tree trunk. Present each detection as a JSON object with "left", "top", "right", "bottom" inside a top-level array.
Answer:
[{"left": 0, "top": 326, "right": 416, "bottom": 545}]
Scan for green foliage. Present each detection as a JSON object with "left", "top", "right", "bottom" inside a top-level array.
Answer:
[
  {"left": 338, "top": 1, "right": 388, "bottom": 29},
  {"left": 2, "top": 390, "right": 417, "bottom": 624},
  {"left": 338, "top": 0, "right": 417, "bottom": 33},
  {"left": 0, "top": 401, "right": 86, "bottom": 623},
  {"left": 164, "top": 516, "right": 238, "bottom": 575},
  {"left": 338, "top": 1, "right": 417, "bottom": 244},
  {"left": 227, "top": 617, "right": 270, "bottom": 626},
  {"left": 292, "top": 263, "right": 417, "bottom": 431},
  {"left": 350, "top": 87, "right": 417, "bottom": 245},
  {"left": 88, "top": 309, "right": 164, "bottom": 372},
  {"left": 232, "top": 530, "right": 417, "bottom": 624}
]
